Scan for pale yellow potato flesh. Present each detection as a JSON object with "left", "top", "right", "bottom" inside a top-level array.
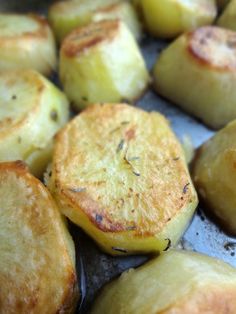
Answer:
[
  {"left": 0, "top": 70, "right": 69, "bottom": 177},
  {"left": 48, "top": 103, "right": 198, "bottom": 255},
  {"left": 192, "top": 120, "right": 236, "bottom": 235},
  {"left": 0, "top": 161, "right": 78, "bottom": 313},
  {"left": 60, "top": 20, "right": 149, "bottom": 110},
  {"left": 153, "top": 26, "right": 236, "bottom": 129},
  {"left": 48, "top": 0, "right": 142, "bottom": 43},
  {"left": 217, "top": 0, "right": 236, "bottom": 31},
  {"left": 0, "top": 13, "right": 56, "bottom": 76},
  {"left": 91, "top": 249, "right": 236, "bottom": 314},
  {"left": 132, "top": 0, "right": 216, "bottom": 38}
]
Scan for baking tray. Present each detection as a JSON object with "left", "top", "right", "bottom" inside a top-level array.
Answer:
[{"left": 1, "top": 1, "right": 236, "bottom": 313}]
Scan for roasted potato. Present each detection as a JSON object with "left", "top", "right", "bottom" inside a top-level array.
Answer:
[
  {"left": 153, "top": 26, "right": 236, "bottom": 129},
  {"left": 0, "top": 69, "right": 69, "bottom": 177},
  {"left": 0, "top": 13, "right": 56, "bottom": 76},
  {"left": 132, "top": 0, "right": 216, "bottom": 38},
  {"left": 48, "top": 103, "right": 198, "bottom": 255},
  {"left": 60, "top": 20, "right": 149, "bottom": 110},
  {"left": 217, "top": 0, "right": 236, "bottom": 31},
  {"left": 91, "top": 249, "right": 236, "bottom": 314},
  {"left": 192, "top": 120, "right": 236, "bottom": 235},
  {"left": 49, "top": 0, "right": 142, "bottom": 43},
  {"left": 0, "top": 161, "right": 78, "bottom": 313}
]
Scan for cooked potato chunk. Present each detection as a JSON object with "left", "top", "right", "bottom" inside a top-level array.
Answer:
[
  {"left": 48, "top": 103, "right": 198, "bottom": 255},
  {"left": 0, "top": 13, "right": 56, "bottom": 76},
  {"left": 217, "top": 0, "right": 236, "bottom": 31},
  {"left": 60, "top": 20, "right": 149, "bottom": 110},
  {"left": 0, "top": 161, "right": 78, "bottom": 313},
  {"left": 49, "top": 0, "right": 142, "bottom": 43},
  {"left": 192, "top": 120, "right": 236, "bottom": 235},
  {"left": 132, "top": 0, "right": 216, "bottom": 38},
  {"left": 153, "top": 26, "right": 236, "bottom": 129},
  {"left": 91, "top": 249, "right": 236, "bottom": 314},
  {"left": 0, "top": 70, "right": 69, "bottom": 177}
]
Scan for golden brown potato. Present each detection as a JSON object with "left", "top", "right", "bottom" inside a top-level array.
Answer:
[
  {"left": 60, "top": 20, "right": 149, "bottom": 110},
  {"left": 217, "top": 0, "right": 236, "bottom": 31},
  {"left": 48, "top": 0, "right": 142, "bottom": 43},
  {"left": 153, "top": 26, "right": 236, "bottom": 129},
  {"left": 91, "top": 249, "right": 236, "bottom": 314},
  {"left": 0, "top": 69, "right": 69, "bottom": 177},
  {"left": 192, "top": 120, "right": 236, "bottom": 235},
  {"left": 0, "top": 13, "right": 56, "bottom": 76},
  {"left": 132, "top": 0, "right": 216, "bottom": 38},
  {"left": 48, "top": 103, "right": 198, "bottom": 255},
  {"left": 0, "top": 161, "right": 78, "bottom": 313}
]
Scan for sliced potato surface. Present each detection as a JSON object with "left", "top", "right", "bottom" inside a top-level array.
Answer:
[
  {"left": 49, "top": 0, "right": 141, "bottom": 43},
  {"left": 0, "top": 69, "right": 69, "bottom": 177},
  {"left": 60, "top": 20, "right": 149, "bottom": 110},
  {"left": 217, "top": 0, "right": 236, "bottom": 31},
  {"left": 0, "top": 161, "right": 78, "bottom": 313},
  {"left": 48, "top": 103, "right": 198, "bottom": 255},
  {"left": 154, "top": 26, "right": 236, "bottom": 129},
  {"left": 0, "top": 13, "right": 56, "bottom": 76},
  {"left": 192, "top": 120, "right": 236, "bottom": 235},
  {"left": 91, "top": 249, "right": 236, "bottom": 314},
  {"left": 132, "top": 0, "right": 216, "bottom": 38}
]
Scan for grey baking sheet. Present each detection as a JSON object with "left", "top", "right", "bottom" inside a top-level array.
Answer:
[{"left": 1, "top": 1, "right": 236, "bottom": 313}]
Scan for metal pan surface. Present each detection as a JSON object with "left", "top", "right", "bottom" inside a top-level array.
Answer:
[{"left": 1, "top": 1, "right": 236, "bottom": 313}]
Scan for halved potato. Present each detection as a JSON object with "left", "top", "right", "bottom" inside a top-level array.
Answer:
[
  {"left": 153, "top": 26, "right": 236, "bottom": 129},
  {"left": 0, "top": 69, "right": 69, "bottom": 177},
  {"left": 48, "top": 103, "right": 198, "bottom": 255},
  {"left": 217, "top": 0, "right": 236, "bottom": 31},
  {"left": 48, "top": 0, "right": 142, "bottom": 43},
  {"left": 91, "top": 249, "right": 236, "bottom": 314},
  {"left": 0, "top": 13, "right": 56, "bottom": 76},
  {"left": 0, "top": 161, "right": 78, "bottom": 313},
  {"left": 132, "top": 0, "right": 216, "bottom": 38},
  {"left": 60, "top": 20, "right": 149, "bottom": 110},
  {"left": 192, "top": 120, "right": 236, "bottom": 235}
]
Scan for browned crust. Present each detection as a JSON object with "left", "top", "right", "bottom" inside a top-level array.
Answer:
[
  {"left": 188, "top": 26, "right": 236, "bottom": 71},
  {"left": 0, "top": 70, "right": 43, "bottom": 138},
  {"left": 61, "top": 20, "right": 120, "bottom": 57},
  {"left": 53, "top": 103, "right": 194, "bottom": 236}
]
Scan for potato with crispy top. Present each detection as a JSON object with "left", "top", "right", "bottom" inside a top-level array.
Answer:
[
  {"left": 91, "top": 249, "right": 236, "bottom": 314},
  {"left": 0, "top": 69, "right": 69, "bottom": 177},
  {"left": 192, "top": 120, "right": 236, "bottom": 235},
  {"left": 217, "top": 0, "right": 236, "bottom": 31},
  {"left": 153, "top": 26, "right": 236, "bottom": 129},
  {"left": 0, "top": 161, "right": 78, "bottom": 313},
  {"left": 48, "top": 103, "right": 198, "bottom": 255},
  {"left": 49, "top": 0, "right": 141, "bottom": 43},
  {"left": 60, "top": 20, "right": 149, "bottom": 110},
  {"left": 0, "top": 13, "right": 56, "bottom": 76},
  {"left": 132, "top": 0, "right": 216, "bottom": 38}
]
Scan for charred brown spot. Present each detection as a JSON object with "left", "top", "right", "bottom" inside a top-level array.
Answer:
[{"left": 125, "top": 128, "right": 136, "bottom": 141}]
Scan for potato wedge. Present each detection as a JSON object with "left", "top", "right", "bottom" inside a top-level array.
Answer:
[
  {"left": 91, "top": 249, "right": 236, "bottom": 314},
  {"left": 192, "top": 120, "right": 236, "bottom": 235},
  {"left": 132, "top": 0, "right": 216, "bottom": 38},
  {"left": 0, "top": 69, "right": 69, "bottom": 177},
  {"left": 49, "top": 0, "right": 141, "bottom": 43},
  {"left": 217, "top": 0, "right": 236, "bottom": 31},
  {"left": 48, "top": 103, "right": 198, "bottom": 255},
  {"left": 0, "top": 161, "right": 78, "bottom": 313},
  {"left": 153, "top": 26, "right": 236, "bottom": 129},
  {"left": 60, "top": 20, "right": 149, "bottom": 110},
  {"left": 0, "top": 13, "right": 56, "bottom": 76}
]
